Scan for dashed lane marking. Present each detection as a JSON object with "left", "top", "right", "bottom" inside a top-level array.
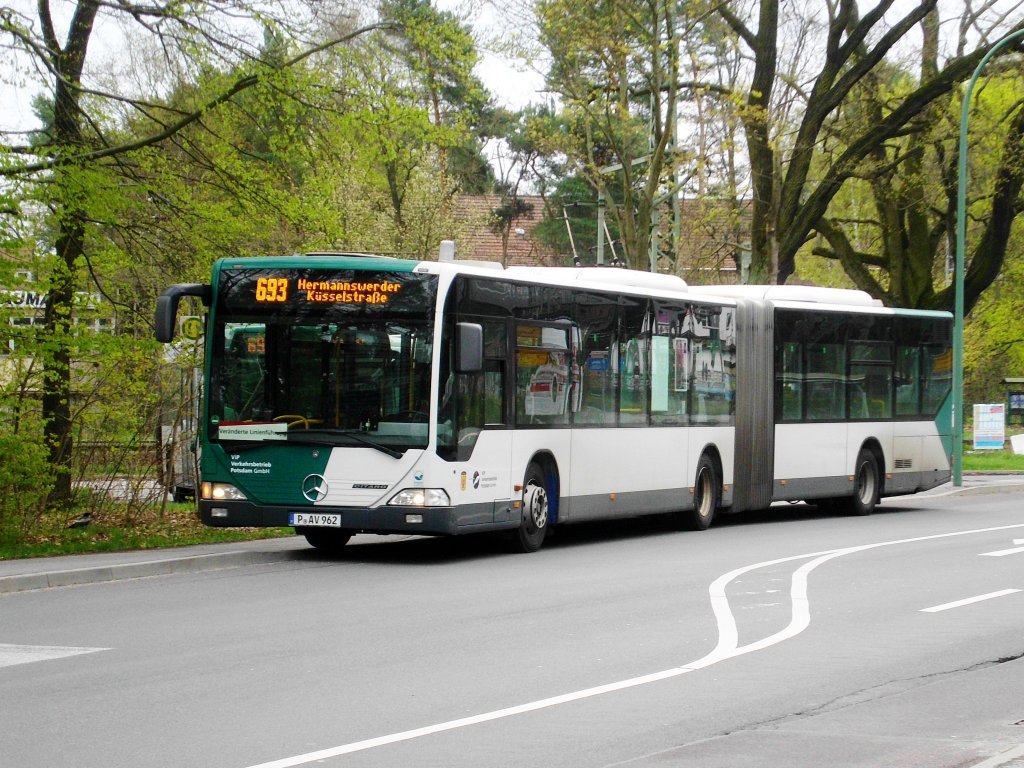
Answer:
[
  {"left": 920, "top": 589, "right": 1021, "bottom": 613},
  {"left": 980, "top": 539, "right": 1024, "bottom": 557},
  {"left": 0, "top": 643, "right": 110, "bottom": 669}
]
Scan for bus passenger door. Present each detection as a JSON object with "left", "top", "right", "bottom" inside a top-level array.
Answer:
[{"left": 442, "top": 319, "right": 515, "bottom": 525}]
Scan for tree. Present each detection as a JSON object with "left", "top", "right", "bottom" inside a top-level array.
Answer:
[
  {"left": 812, "top": 52, "right": 1024, "bottom": 313},
  {"left": 1, "top": 1, "right": 387, "bottom": 509},
  {"left": 537, "top": 0, "right": 683, "bottom": 270},
  {"left": 380, "top": 0, "right": 494, "bottom": 200},
  {"left": 715, "top": 0, "right": 1024, "bottom": 307},
  {"left": 963, "top": 228, "right": 1024, "bottom": 403},
  {"left": 483, "top": 104, "right": 557, "bottom": 264}
]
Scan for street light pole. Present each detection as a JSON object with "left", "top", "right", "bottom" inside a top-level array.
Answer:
[{"left": 954, "top": 27, "right": 1024, "bottom": 486}]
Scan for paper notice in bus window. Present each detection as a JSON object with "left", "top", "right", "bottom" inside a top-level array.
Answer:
[
  {"left": 218, "top": 422, "right": 288, "bottom": 440},
  {"left": 674, "top": 338, "right": 689, "bottom": 392},
  {"left": 517, "top": 326, "right": 542, "bottom": 347},
  {"left": 519, "top": 350, "right": 549, "bottom": 367},
  {"left": 652, "top": 336, "right": 669, "bottom": 411}
]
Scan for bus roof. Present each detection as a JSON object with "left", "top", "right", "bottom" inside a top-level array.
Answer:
[
  {"left": 505, "top": 266, "right": 688, "bottom": 291},
  {"left": 686, "top": 284, "right": 882, "bottom": 307}
]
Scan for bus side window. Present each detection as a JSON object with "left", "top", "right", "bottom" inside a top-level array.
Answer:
[
  {"left": 578, "top": 337, "right": 616, "bottom": 425},
  {"left": 895, "top": 346, "right": 920, "bottom": 417},
  {"left": 481, "top": 321, "right": 506, "bottom": 426},
  {"left": 805, "top": 343, "right": 845, "bottom": 421},
  {"left": 848, "top": 342, "right": 893, "bottom": 419},
  {"left": 922, "top": 345, "right": 952, "bottom": 415},
  {"left": 777, "top": 341, "right": 803, "bottom": 421},
  {"left": 617, "top": 301, "right": 648, "bottom": 425},
  {"left": 690, "top": 306, "right": 733, "bottom": 425},
  {"left": 575, "top": 294, "right": 617, "bottom": 426},
  {"left": 516, "top": 323, "right": 571, "bottom": 427}
]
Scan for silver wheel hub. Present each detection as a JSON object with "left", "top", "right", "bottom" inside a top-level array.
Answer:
[
  {"left": 697, "top": 469, "right": 713, "bottom": 517},
  {"left": 524, "top": 482, "right": 548, "bottom": 529},
  {"left": 857, "top": 463, "right": 875, "bottom": 503}
]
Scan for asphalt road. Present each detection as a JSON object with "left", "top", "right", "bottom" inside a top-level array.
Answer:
[{"left": 2, "top": 491, "right": 1023, "bottom": 768}]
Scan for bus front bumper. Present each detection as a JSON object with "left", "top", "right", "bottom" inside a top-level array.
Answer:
[{"left": 198, "top": 500, "right": 511, "bottom": 536}]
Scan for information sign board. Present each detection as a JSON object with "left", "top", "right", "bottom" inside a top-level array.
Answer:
[{"left": 973, "top": 403, "right": 1005, "bottom": 450}]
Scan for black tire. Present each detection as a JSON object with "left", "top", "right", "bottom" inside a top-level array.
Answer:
[
  {"left": 814, "top": 498, "right": 837, "bottom": 515},
  {"left": 677, "top": 453, "right": 719, "bottom": 531},
  {"left": 298, "top": 527, "right": 352, "bottom": 553},
  {"left": 511, "top": 463, "right": 550, "bottom": 553},
  {"left": 839, "top": 448, "right": 880, "bottom": 516}
]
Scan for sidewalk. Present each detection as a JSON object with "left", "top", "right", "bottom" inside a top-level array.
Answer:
[
  {"left": 917, "top": 471, "right": 1024, "bottom": 497},
  {"left": 0, "top": 535, "right": 307, "bottom": 594},
  {"left": 3, "top": 475, "right": 1023, "bottom": 595}
]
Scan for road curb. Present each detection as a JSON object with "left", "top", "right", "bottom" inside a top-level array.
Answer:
[{"left": 0, "top": 548, "right": 298, "bottom": 595}]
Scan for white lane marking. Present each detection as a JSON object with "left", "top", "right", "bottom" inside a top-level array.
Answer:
[
  {"left": 0, "top": 643, "right": 110, "bottom": 669},
  {"left": 920, "top": 589, "right": 1021, "bottom": 613},
  {"left": 980, "top": 539, "right": 1024, "bottom": 557},
  {"left": 242, "top": 522, "right": 1024, "bottom": 768}
]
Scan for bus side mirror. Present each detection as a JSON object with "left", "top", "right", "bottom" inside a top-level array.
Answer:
[
  {"left": 155, "top": 283, "right": 211, "bottom": 343},
  {"left": 455, "top": 322, "right": 483, "bottom": 373}
]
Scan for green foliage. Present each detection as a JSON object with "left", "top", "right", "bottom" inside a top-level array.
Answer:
[
  {"left": 537, "top": 0, "right": 683, "bottom": 269},
  {"left": 963, "top": 224, "right": 1024, "bottom": 404},
  {"left": 533, "top": 174, "right": 620, "bottom": 263},
  {"left": 0, "top": 428, "right": 51, "bottom": 543},
  {"left": 801, "top": 62, "right": 1024, "bottom": 312}
]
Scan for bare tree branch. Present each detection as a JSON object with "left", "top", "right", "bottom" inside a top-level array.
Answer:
[{"left": 1, "top": 22, "right": 393, "bottom": 175}]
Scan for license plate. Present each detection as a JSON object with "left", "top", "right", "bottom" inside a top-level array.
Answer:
[{"left": 289, "top": 512, "right": 341, "bottom": 528}]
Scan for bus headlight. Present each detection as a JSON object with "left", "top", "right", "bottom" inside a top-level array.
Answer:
[
  {"left": 387, "top": 488, "right": 450, "bottom": 507},
  {"left": 201, "top": 482, "right": 248, "bottom": 501}
]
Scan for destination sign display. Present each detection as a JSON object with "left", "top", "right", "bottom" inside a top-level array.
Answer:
[
  {"left": 219, "top": 267, "right": 436, "bottom": 318},
  {"left": 253, "top": 276, "right": 404, "bottom": 305}
]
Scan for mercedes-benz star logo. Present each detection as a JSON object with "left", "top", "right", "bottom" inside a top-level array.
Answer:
[{"left": 302, "top": 474, "right": 329, "bottom": 502}]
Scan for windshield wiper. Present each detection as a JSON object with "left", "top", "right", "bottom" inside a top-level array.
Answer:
[
  {"left": 217, "top": 431, "right": 405, "bottom": 459},
  {"left": 291, "top": 429, "right": 404, "bottom": 459}
]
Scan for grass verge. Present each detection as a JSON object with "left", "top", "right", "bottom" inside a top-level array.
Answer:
[
  {"left": 962, "top": 447, "right": 1024, "bottom": 471},
  {"left": 0, "top": 502, "right": 291, "bottom": 560}
]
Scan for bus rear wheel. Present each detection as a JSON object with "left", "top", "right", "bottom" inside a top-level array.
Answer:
[
  {"left": 298, "top": 528, "right": 352, "bottom": 553},
  {"left": 839, "top": 449, "right": 879, "bottom": 516},
  {"left": 511, "top": 463, "right": 550, "bottom": 553},
  {"left": 677, "top": 454, "right": 719, "bottom": 531}
]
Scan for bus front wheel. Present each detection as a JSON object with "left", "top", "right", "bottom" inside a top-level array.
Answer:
[
  {"left": 512, "top": 463, "right": 550, "bottom": 553},
  {"left": 840, "top": 449, "right": 879, "bottom": 516}
]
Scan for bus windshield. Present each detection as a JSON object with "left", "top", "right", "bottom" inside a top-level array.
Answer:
[{"left": 208, "top": 267, "right": 437, "bottom": 451}]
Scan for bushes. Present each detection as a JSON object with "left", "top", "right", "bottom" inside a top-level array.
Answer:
[
  {"left": 0, "top": 431, "right": 51, "bottom": 548},
  {"left": 0, "top": 316, "right": 185, "bottom": 549}
]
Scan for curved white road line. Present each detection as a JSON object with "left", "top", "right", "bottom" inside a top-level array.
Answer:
[{"left": 243, "top": 523, "right": 1024, "bottom": 768}]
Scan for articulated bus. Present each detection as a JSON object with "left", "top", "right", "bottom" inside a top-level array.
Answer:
[{"left": 155, "top": 251, "right": 952, "bottom": 553}]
